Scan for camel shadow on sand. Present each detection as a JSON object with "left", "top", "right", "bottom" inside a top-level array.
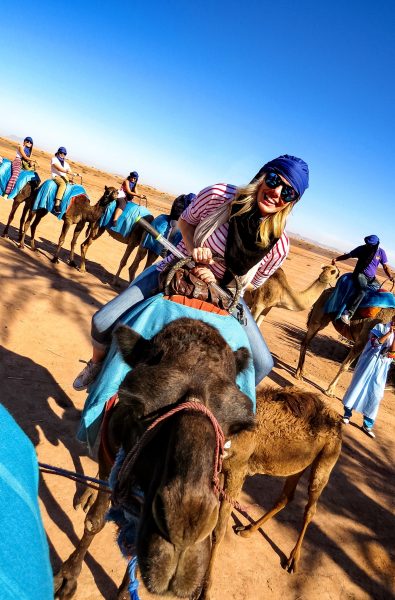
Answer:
[
  {"left": 0, "top": 220, "right": 128, "bottom": 289},
  {"left": 0, "top": 345, "right": 118, "bottom": 598}
]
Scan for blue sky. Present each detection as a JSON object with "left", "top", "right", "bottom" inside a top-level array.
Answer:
[{"left": 1, "top": 1, "right": 394, "bottom": 262}]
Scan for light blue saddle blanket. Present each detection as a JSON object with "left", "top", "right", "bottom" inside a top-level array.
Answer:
[
  {"left": 78, "top": 293, "right": 256, "bottom": 453},
  {"left": 325, "top": 273, "right": 395, "bottom": 319},
  {"left": 32, "top": 179, "right": 88, "bottom": 220},
  {"left": 99, "top": 200, "right": 151, "bottom": 238},
  {"left": 141, "top": 213, "right": 181, "bottom": 255},
  {"left": 0, "top": 158, "right": 11, "bottom": 194},
  {"left": 7, "top": 171, "right": 41, "bottom": 200}
]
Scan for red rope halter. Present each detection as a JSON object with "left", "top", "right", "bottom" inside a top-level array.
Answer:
[
  {"left": 118, "top": 400, "right": 224, "bottom": 491},
  {"left": 116, "top": 399, "right": 247, "bottom": 512}
]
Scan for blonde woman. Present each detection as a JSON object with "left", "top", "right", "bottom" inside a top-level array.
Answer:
[{"left": 73, "top": 154, "right": 309, "bottom": 390}]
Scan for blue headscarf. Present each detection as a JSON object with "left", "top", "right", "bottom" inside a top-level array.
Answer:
[
  {"left": 364, "top": 234, "right": 380, "bottom": 246},
  {"left": 184, "top": 192, "right": 196, "bottom": 208},
  {"left": 127, "top": 172, "right": 139, "bottom": 193},
  {"left": 23, "top": 137, "right": 33, "bottom": 157},
  {"left": 56, "top": 147, "right": 67, "bottom": 167},
  {"left": 251, "top": 154, "right": 309, "bottom": 198}
]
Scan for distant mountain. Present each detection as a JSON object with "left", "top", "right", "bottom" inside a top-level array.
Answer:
[
  {"left": 7, "top": 134, "right": 22, "bottom": 142},
  {"left": 288, "top": 231, "right": 341, "bottom": 254}
]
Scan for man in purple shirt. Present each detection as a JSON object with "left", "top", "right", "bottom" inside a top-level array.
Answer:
[{"left": 332, "top": 234, "right": 394, "bottom": 325}]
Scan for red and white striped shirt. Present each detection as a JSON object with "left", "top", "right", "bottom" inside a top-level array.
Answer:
[{"left": 157, "top": 183, "right": 289, "bottom": 289}]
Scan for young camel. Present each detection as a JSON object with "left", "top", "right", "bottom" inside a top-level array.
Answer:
[
  {"left": 1, "top": 179, "right": 41, "bottom": 241},
  {"left": 51, "top": 186, "right": 118, "bottom": 266},
  {"left": 200, "top": 386, "right": 342, "bottom": 600},
  {"left": 244, "top": 264, "right": 340, "bottom": 326},
  {"left": 295, "top": 288, "right": 395, "bottom": 397}
]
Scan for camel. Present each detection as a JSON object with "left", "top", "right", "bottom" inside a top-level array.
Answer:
[
  {"left": 124, "top": 241, "right": 158, "bottom": 283},
  {"left": 295, "top": 287, "right": 395, "bottom": 396},
  {"left": 244, "top": 264, "right": 340, "bottom": 326},
  {"left": 5, "top": 179, "right": 154, "bottom": 282},
  {"left": 77, "top": 209, "right": 155, "bottom": 282},
  {"left": 54, "top": 318, "right": 341, "bottom": 600},
  {"left": 54, "top": 318, "right": 255, "bottom": 599},
  {"left": 50, "top": 186, "right": 118, "bottom": 266},
  {"left": 200, "top": 385, "right": 342, "bottom": 599},
  {"left": 1, "top": 178, "right": 41, "bottom": 241}
]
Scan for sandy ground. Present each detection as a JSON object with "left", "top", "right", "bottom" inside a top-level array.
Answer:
[{"left": 0, "top": 139, "right": 394, "bottom": 600}]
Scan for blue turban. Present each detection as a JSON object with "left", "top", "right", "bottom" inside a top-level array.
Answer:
[
  {"left": 57, "top": 146, "right": 67, "bottom": 155},
  {"left": 364, "top": 234, "right": 380, "bottom": 245},
  {"left": 130, "top": 171, "right": 139, "bottom": 179},
  {"left": 24, "top": 136, "right": 33, "bottom": 144},
  {"left": 251, "top": 154, "right": 309, "bottom": 198}
]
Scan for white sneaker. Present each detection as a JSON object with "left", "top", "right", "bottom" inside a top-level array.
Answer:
[
  {"left": 342, "top": 417, "right": 350, "bottom": 425},
  {"left": 362, "top": 425, "right": 376, "bottom": 439},
  {"left": 341, "top": 311, "right": 351, "bottom": 325},
  {"left": 73, "top": 360, "right": 103, "bottom": 391}
]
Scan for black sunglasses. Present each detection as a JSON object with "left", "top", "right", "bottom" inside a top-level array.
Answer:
[{"left": 264, "top": 171, "right": 299, "bottom": 203}]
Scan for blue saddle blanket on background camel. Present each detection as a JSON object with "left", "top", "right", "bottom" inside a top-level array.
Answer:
[
  {"left": 99, "top": 200, "right": 151, "bottom": 238},
  {"left": 32, "top": 179, "right": 87, "bottom": 220},
  {"left": 324, "top": 273, "right": 395, "bottom": 319},
  {"left": 7, "top": 171, "right": 41, "bottom": 200},
  {"left": 0, "top": 159, "right": 11, "bottom": 194},
  {"left": 141, "top": 213, "right": 181, "bottom": 255},
  {"left": 78, "top": 291, "right": 256, "bottom": 453}
]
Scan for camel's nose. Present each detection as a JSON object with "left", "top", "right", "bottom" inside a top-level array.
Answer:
[{"left": 152, "top": 487, "right": 219, "bottom": 548}]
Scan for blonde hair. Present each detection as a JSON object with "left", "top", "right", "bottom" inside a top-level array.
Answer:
[{"left": 230, "top": 176, "right": 294, "bottom": 248}]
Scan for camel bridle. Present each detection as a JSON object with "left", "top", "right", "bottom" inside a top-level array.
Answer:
[{"left": 114, "top": 399, "right": 247, "bottom": 512}]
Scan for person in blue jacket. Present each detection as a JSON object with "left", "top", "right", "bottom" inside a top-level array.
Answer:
[{"left": 0, "top": 405, "right": 53, "bottom": 600}]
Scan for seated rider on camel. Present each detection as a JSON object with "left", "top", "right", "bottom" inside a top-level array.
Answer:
[
  {"left": 112, "top": 171, "right": 147, "bottom": 226},
  {"left": 332, "top": 235, "right": 394, "bottom": 325},
  {"left": 72, "top": 154, "right": 310, "bottom": 392}
]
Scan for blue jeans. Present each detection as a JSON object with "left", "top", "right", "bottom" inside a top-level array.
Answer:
[
  {"left": 91, "top": 266, "right": 273, "bottom": 385},
  {"left": 347, "top": 273, "right": 378, "bottom": 317},
  {"left": 344, "top": 407, "right": 374, "bottom": 428}
]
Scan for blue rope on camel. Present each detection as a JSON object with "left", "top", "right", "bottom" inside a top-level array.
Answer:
[{"left": 106, "top": 448, "right": 143, "bottom": 600}]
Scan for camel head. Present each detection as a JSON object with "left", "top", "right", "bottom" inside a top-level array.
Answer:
[
  {"left": 99, "top": 185, "right": 118, "bottom": 206},
  {"left": 319, "top": 264, "right": 340, "bottom": 286},
  {"left": 112, "top": 318, "right": 255, "bottom": 597}
]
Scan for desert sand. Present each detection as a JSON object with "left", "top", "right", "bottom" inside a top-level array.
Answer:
[{"left": 0, "top": 137, "right": 393, "bottom": 600}]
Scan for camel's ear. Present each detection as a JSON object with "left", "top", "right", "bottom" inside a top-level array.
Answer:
[
  {"left": 233, "top": 347, "right": 251, "bottom": 374},
  {"left": 320, "top": 263, "right": 326, "bottom": 269},
  {"left": 115, "top": 325, "right": 151, "bottom": 367},
  {"left": 104, "top": 185, "right": 109, "bottom": 192}
]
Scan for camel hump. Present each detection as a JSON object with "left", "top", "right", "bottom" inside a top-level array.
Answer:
[
  {"left": 271, "top": 267, "right": 286, "bottom": 282},
  {"left": 262, "top": 386, "right": 341, "bottom": 432},
  {"left": 72, "top": 193, "right": 89, "bottom": 203}
]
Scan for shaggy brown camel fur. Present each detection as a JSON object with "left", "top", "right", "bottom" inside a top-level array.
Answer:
[
  {"left": 199, "top": 386, "right": 342, "bottom": 600},
  {"left": 295, "top": 288, "right": 395, "bottom": 396},
  {"left": 51, "top": 186, "right": 118, "bottom": 266},
  {"left": 1, "top": 179, "right": 41, "bottom": 241},
  {"left": 54, "top": 318, "right": 254, "bottom": 599},
  {"left": 244, "top": 264, "right": 340, "bottom": 326}
]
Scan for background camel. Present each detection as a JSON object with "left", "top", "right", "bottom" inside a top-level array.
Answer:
[
  {"left": 200, "top": 386, "right": 342, "bottom": 599},
  {"left": 244, "top": 264, "right": 340, "bottom": 326},
  {"left": 51, "top": 186, "right": 118, "bottom": 266},
  {"left": 1, "top": 179, "right": 41, "bottom": 241},
  {"left": 78, "top": 210, "right": 155, "bottom": 283},
  {"left": 295, "top": 288, "right": 395, "bottom": 396}
]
